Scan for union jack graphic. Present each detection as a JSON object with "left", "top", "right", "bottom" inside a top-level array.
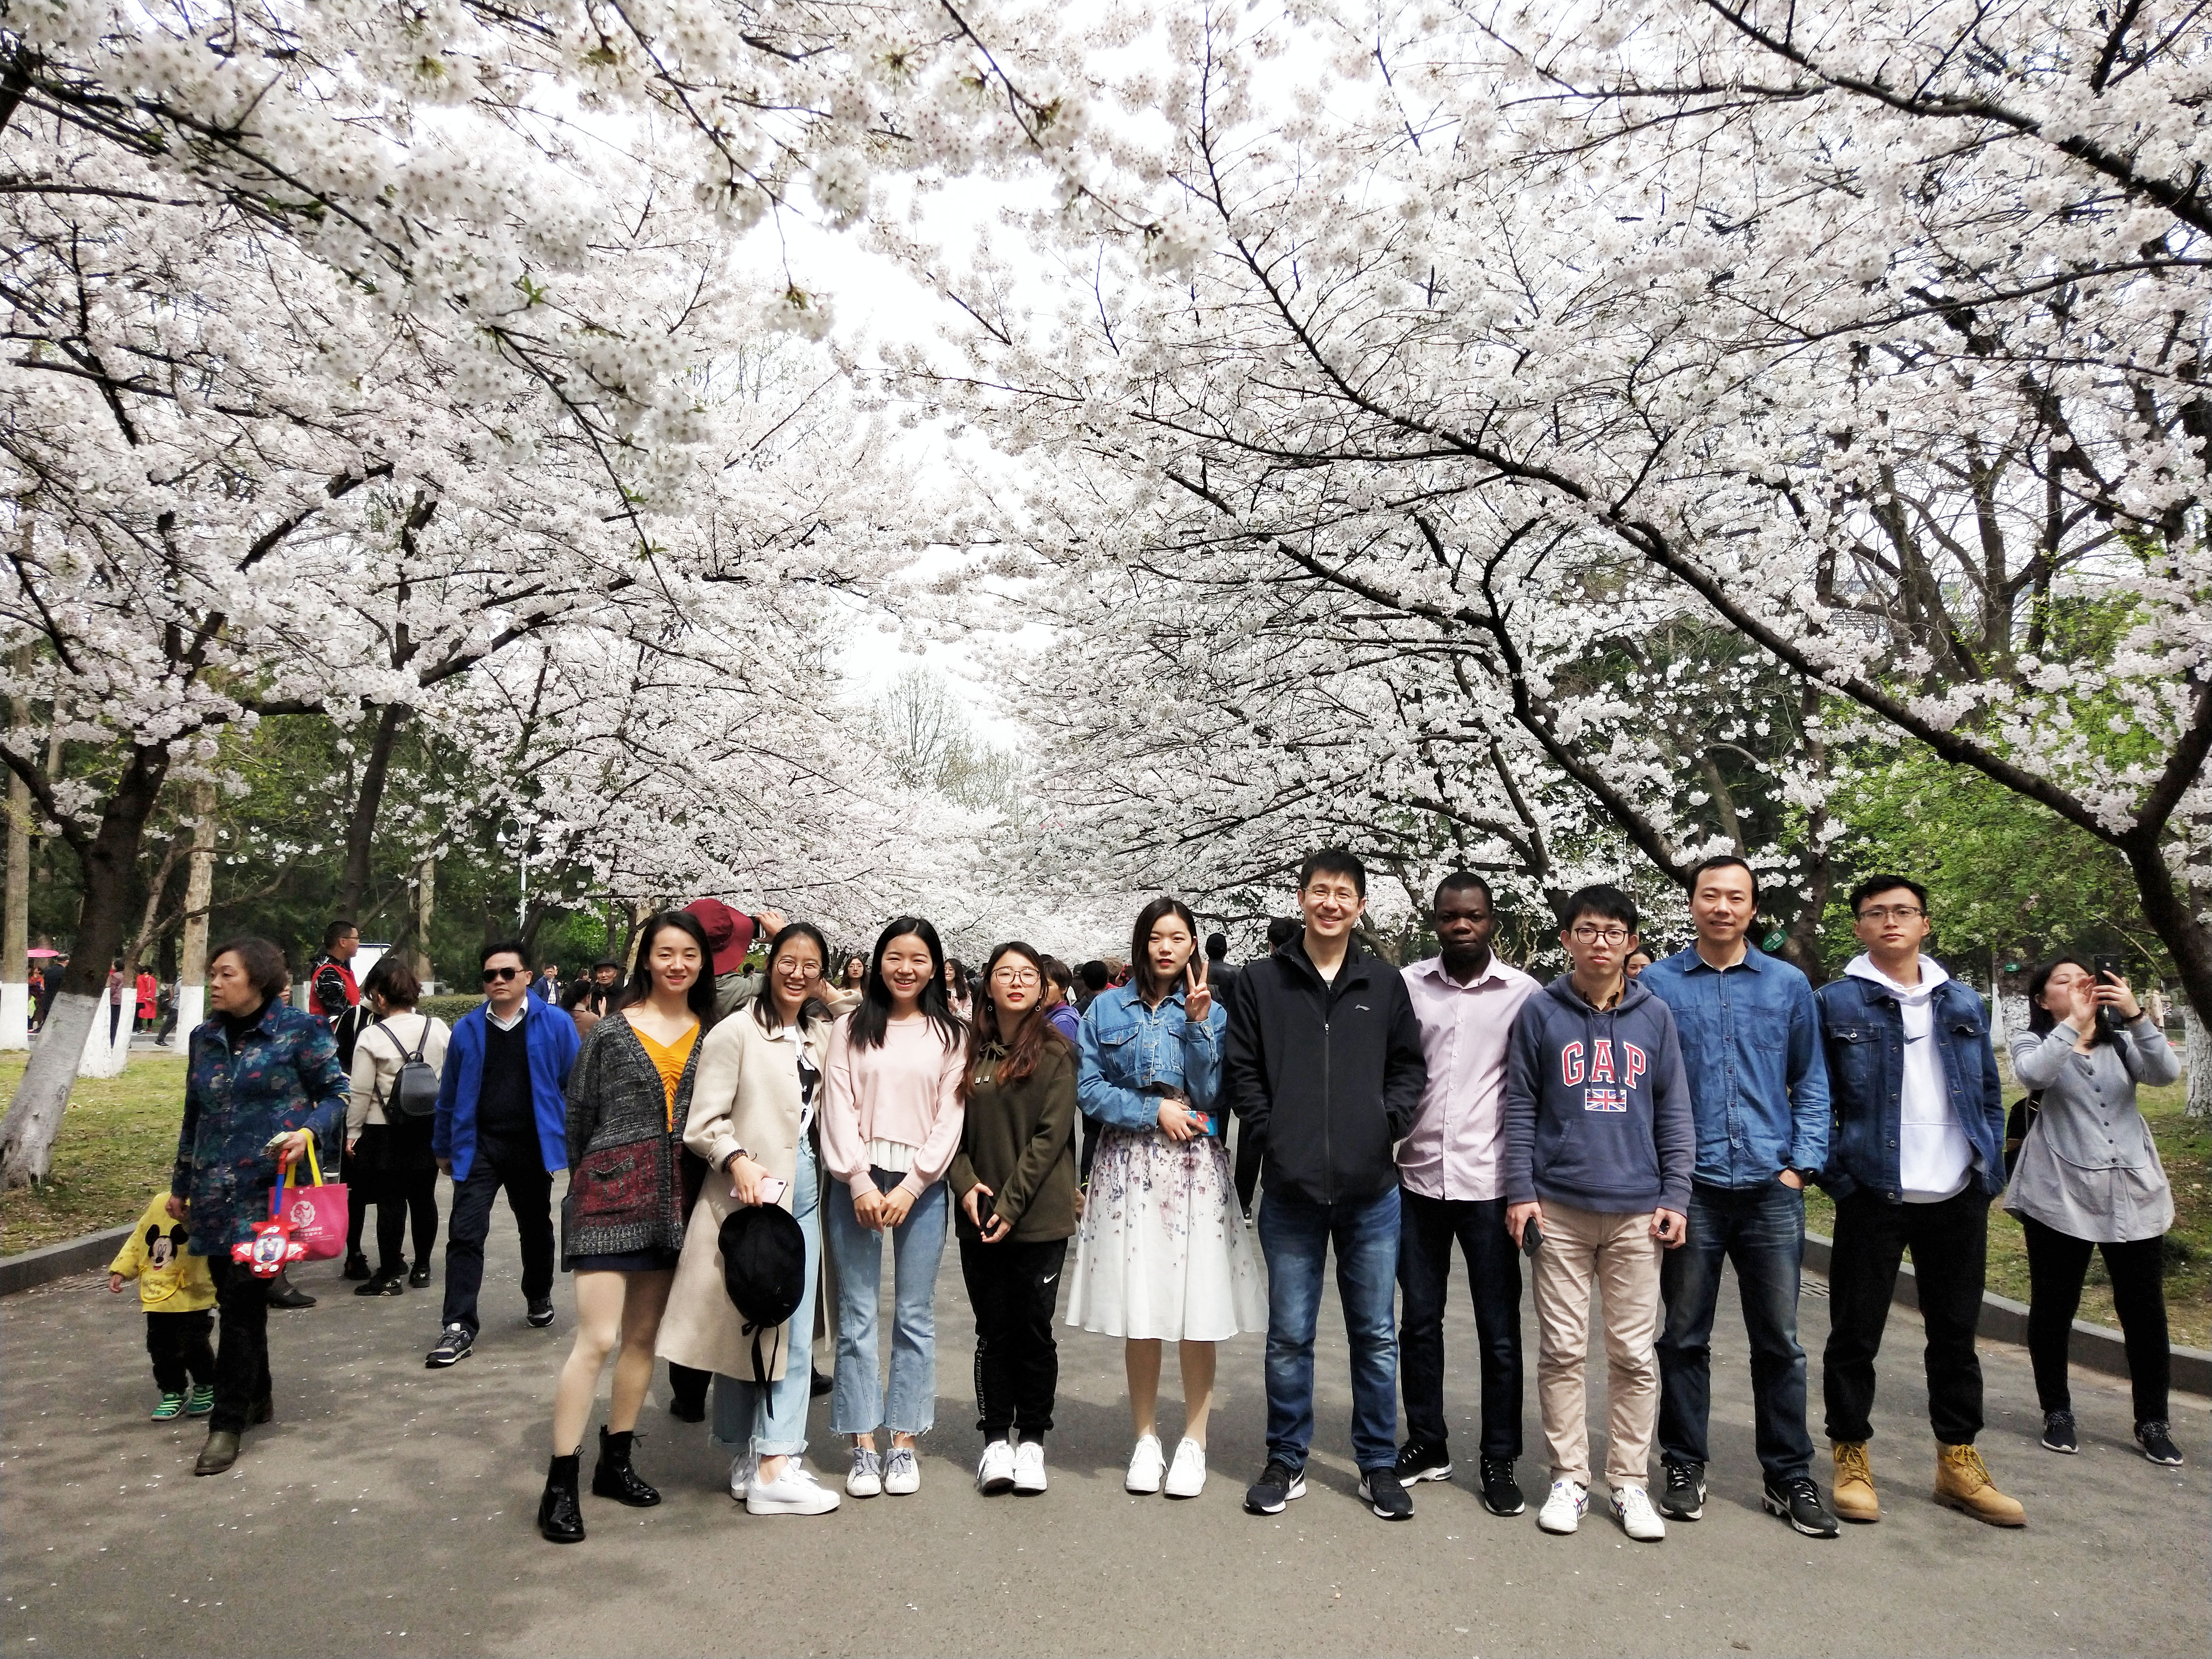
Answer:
[{"left": 1583, "top": 1087, "right": 1628, "bottom": 1113}]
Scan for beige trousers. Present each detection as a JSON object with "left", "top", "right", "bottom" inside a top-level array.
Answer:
[{"left": 1533, "top": 1201, "right": 1662, "bottom": 1491}]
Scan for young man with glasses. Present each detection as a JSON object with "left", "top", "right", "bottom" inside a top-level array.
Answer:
[
  {"left": 1226, "top": 849, "right": 1428, "bottom": 1521},
  {"left": 1639, "top": 857, "right": 1837, "bottom": 1537},
  {"left": 1815, "top": 876, "right": 2022, "bottom": 1527},
  {"left": 1393, "top": 872, "right": 1538, "bottom": 1517},
  {"left": 1503, "top": 886, "right": 1693, "bottom": 1543},
  {"left": 425, "top": 939, "right": 582, "bottom": 1368}
]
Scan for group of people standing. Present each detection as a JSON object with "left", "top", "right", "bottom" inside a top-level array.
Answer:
[{"left": 149, "top": 852, "right": 2185, "bottom": 1540}]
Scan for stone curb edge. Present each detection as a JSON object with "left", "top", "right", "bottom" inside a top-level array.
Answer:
[
  {"left": 1803, "top": 1231, "right": 2212, "bottom": 1400},
  {"left": 0, "top": 1227, "right": 132, "bottom": 1296}
]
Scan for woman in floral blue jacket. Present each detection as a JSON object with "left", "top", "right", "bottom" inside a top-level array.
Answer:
[{"left": 169, "top": 937, "right": 347, "bottom": 1475}]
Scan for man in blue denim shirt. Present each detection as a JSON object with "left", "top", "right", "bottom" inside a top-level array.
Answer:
[{"left": 1639, "top": 857, "right": 1837, "bottom": 1539}]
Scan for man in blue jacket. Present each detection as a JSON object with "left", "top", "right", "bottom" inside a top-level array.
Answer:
[
  {"left": 1816, "top": 876, "right": 2022, "bottom": 1528},
  {"left": 427, "top": 938, "right": 581, "bottom": 1368},
  {"left": 1640, "top": 856, "right": 1836, "bottom": 1539}
]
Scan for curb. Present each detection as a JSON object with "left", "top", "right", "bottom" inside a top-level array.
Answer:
[
  {"left": 1804, "top": 1231, "right": 2212, "bottom": 1400},
  {"left": 0, "top": 1226, "right": 132, "bottom": 1296}
]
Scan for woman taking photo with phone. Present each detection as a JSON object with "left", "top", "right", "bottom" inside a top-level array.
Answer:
[
  {"left": 1067, "top": 897, "right": 1264, "bottom": 1499},
  {"left": 2007, "top": 956, "right": 2184, "bottom": 1466},
  {"left": 819, "top": 917, "right": 967, "bottom": 1497},
  {"left": 950, "top": 941, "right": 1080, "bottom": 1496},
  {"left": 658, "top": 921, "right": 841, "bottom": 1515},
  {"left": 538, "top": 911, "right": 714, "bottom": 1543}
]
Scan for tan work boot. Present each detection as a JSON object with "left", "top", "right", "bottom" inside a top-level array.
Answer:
[
  {"left": 1830, "top": 1440, "right": 1880, "bottom": 1523},
  {"left": 1934, "top": 1443, "right": 2025, "bottom": 1527}
]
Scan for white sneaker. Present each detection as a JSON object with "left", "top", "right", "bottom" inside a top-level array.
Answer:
[
  {"left": 976, "top": 1439, "right": 1016, "bottom": 1494},
  {"left": 1164, "top": 1437, "right": 1207, "bottom": 1498},
  {"left": 1538, "top": 1479, "right": 1589, "bottom": 1534},
  {"left": 882, "top": 1444, "right": 921, "bottom": 1495},
  {"left": 1012, "top": 1438, "right": 1047, "bottom": 1494},
  {"left": 1611, "top": 1484, "right": 1666, "bottom": 1542},
  {"left": 747, "top": 1463, "right": 842, "bottom": 1516},
  {"left": 1125, "top": 1433, "right": 1166, "bottom": 1494},
  {"left": 846, "top": 1445, "right": 883, "bottom": 1498},
  {"left": 726, "top": 1450, "right": 757, "bottom": 1502}
]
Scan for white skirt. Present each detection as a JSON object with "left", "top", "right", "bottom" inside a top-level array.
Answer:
[{"left": 1066, "top": 1125, "right": 1267, "bottom": 1342}]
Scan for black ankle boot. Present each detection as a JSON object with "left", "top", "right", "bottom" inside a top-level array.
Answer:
[
  {"left": 590, "top": 1425, "right": 661, "bottom": 1507},
  {"left": 538, "top": 1453, "right": 586, "bottom": 1542}
]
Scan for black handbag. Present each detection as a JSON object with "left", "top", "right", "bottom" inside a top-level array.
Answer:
[{"left": 2002, "top": 1091, "right": 2043, "bottom": 1178}]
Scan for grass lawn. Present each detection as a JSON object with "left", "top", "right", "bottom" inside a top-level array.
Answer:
[
  {"left": 1805, "top": 1076, "right": 2211, "bottom": 1350},
  {"left": 0, "top": 1051, "right": 189, "bottom": 1255}
]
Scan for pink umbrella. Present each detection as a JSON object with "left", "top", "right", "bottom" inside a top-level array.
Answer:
[{"left": 26, "top": 947, "right": 60, "bottom": 958}]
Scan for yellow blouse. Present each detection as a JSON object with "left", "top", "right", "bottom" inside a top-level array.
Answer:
[{"left": 633, "top": 1022, "right": 700, "bottom": 1131}]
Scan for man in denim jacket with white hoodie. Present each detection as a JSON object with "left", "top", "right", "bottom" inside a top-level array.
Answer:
[{"left": 1815, "top": 875, "right": 2022, "bottom": 1529}]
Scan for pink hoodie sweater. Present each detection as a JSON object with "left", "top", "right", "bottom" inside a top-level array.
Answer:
[{"left": 819, "top": 1012, "right": 967, "bottom": 1199}]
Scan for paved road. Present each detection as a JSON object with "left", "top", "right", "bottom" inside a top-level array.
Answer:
[{"left": 3, "top": 1194, "right": 2202, "bottom": 1659}]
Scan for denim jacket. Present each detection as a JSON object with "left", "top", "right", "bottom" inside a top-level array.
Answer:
[
  {"left": 1814, "top": 974, "right": 2005, "bottom": 1203},
  {"left": 1638, "top": 944, "right": 1829, "bottom": 1189},
  {"left": 1076, "top": 982, "right": 1226, "bottom": 1135}
]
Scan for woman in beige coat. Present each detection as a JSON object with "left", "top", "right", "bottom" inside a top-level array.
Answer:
[{"left": 658, "top": 921, "right": 840, "bottom": 1516}]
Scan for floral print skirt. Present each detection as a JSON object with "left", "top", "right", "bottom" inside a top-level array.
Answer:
[{"left": 1066, "top": 1125, "right": 1266, "bottom": 1342}]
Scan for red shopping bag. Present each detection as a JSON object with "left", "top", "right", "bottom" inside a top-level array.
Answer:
[{"left": 271, "top": 1139, "right": 349, "bottom": 1261}]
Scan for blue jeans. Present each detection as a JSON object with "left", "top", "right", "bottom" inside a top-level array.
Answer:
[
  {"left": 1656, "top": 1178, "right": 1815, "bottom": 1482},
  {"left": 826, "top": 1166, "right": 948, "bottom": 1437},
  {"left": 1257, "top": 1184, "right": 1401, "bottom": 1474},
  {"left": 713, "top": 1136, "right": 822, "bottom": 1458}
]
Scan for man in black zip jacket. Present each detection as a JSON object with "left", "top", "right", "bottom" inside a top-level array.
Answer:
[{"left": 1226, "top": 848, "right": 1428, "bottom": 1521}]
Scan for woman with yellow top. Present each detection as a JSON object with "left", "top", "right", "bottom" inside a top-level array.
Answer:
[{"left": 539, "top": 911, "right": 715, "bottom": 1544}]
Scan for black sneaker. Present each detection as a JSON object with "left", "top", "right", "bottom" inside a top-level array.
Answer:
[
  {"left": 1659, "top": 1460, "right": 1706, "bottom": 1521},
  {"left": 1479, "top": 1456, "right": 1526, "bottom": 1516},
  {"left": 1394, "top": 1441, "right": 1453, "bottom": 1484},
  {"left": 425, "top": 1323, "right": 474, "bottom": 1368},
  {"left": 810, "top": 1366, "right": 832, "bottom": 1398},
  {"left": 343, "top": 1251, "right": 373, "bottom": 1281},
  {"left": 408, "top": 1262, "right": 433, "bottom": 1288},
  {"left": 526, "top": 1298, "right": 556, "bottom": 1328},
  {"left": 2041, "top": 1410, "right": 2079, "bottom": 1454},
  {"left": 1762, "top": 1474, "right": 1840, "bottom": 1538},
  {"left": 2136, "top": 1421, "right": 2184, "bottom": 1466},
  {"left": 1244, "top": 1458, "right": 1306, "bottom": 1515},
  {"left": 1358, "top": 1467, "right": 1414, "bottom": 1520},
  {"left": 355, "top": 1272, "right": 405, "bottom": 1297}
]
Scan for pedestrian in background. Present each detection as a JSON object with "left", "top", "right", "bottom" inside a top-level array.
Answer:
[
  {"left": 2008, "top": 956, "right": 2184, "bottom": 1467},
  {"left": 345, "top": 958, "right": 449, "bottom": 1297}
]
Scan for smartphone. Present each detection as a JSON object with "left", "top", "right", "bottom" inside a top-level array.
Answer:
[
  {"left": 1521, "top": 1218, "right": 1542, "bottom": 1259},
  {"left": 742, "top": 1176, "right": 788, "bottom": 1206},
  {"left": 1189, "top": 1110, "right": 1217, "bottom": 1137},
  {"left": 2092, "top": 955, "right": 2128, "bottom": 1032}
]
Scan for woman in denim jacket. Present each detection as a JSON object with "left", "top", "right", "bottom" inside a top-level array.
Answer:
[{"left": 1066, "top": 897, "right": 1265, "bottom": 1500}]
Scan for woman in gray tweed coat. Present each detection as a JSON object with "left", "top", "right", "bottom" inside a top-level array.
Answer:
[{"left": 538, "top": 911, "right": 718, "bottom": 1543}]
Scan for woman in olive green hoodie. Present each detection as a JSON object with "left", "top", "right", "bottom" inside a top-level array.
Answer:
[{"left": 950, "top": 940, "right": 1079, "bottom": 1497}]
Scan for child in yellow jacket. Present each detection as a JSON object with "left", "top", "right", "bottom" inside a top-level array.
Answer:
[{"left": 109, "top": 1191, "right": 217, "bottom": 1421}]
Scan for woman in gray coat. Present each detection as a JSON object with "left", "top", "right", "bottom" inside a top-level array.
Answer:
[{"left": 2006, "top": 956, "right": 2182, "bottom": 1467}]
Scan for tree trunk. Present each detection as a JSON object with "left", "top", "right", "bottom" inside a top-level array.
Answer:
[
  {"left": 175, "top": 781, "right": 216, "bottom": 1038},
  {"left": 413, "top": 854, "right": 437, "bottom": 988},
  {"left": 336, "top": 704, "right": 407, "bottom": 919},
  {"left": 2185, "top": 1002, "right": 2211, "bottom": 1120},
  {"left": 1, "top": 747, "right": 26, "bottom": 1050},
  {"left": 0, "top": 745, "right": 168, "bottom": 1185},
  {"left": 2119, "top": 833, "right": 2212, "bottom": 1043}
]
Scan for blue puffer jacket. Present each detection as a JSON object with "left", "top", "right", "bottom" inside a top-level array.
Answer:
[
  {"left": 172, "top": 1001, "right": 348, "bottom": 1257},
  {"left": 1814, "top": 973, "right": 2005, "bottom": 1203},
  {"left": 1077, "top": 982, "right": 1226, "bottom": 1136}
]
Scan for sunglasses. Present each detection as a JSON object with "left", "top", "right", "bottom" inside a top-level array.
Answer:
[{"left": 481, "top": 965, "right": 526, "bottom": 982}]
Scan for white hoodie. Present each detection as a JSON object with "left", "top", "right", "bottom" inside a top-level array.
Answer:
[{"left": 1843, "top": 954, "right": 1972, "bottom": 1203}]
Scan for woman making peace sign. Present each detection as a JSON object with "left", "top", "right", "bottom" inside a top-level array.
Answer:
[{"left": 1067, "top": 897, "right": 1265, "bottom": 1500}]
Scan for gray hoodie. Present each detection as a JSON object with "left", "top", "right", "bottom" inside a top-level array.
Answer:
[{"left": 1503, "top": 973, "right": 1695, "bottom": 1214}]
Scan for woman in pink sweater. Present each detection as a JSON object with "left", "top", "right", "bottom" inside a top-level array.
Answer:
[{"left": 819, "top": 915, "right": 968, "bottom": 1498}]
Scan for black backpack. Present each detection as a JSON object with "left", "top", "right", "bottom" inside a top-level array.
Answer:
[
  {"left": 372, "top": 1019, "right": 441, "bottom": 1119},
  {"left": 718, "top": 1204, "right": 806, "bottom": 1384}
]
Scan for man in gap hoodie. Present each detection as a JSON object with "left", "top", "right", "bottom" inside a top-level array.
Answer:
[{"left": 1504, "top": 884, "right": 1693, "bottom": 1545}]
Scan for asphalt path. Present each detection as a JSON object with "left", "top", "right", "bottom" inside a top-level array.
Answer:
[{"left": 3, "top": 1190, "right": 2202, "bottom": 1658}]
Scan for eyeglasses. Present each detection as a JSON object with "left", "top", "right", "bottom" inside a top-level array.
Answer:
[
  {"left": 775, "top": 959, "right": 822, "bottom": 979},
  {"left": 481, "top": 966, "right": 525, "bottom": 982},
  {"left": 991, "top": 968, "right": 1041, "bottom": 986},
  {"left": 1570, "top": 926, "right": 1632, "bottom": 945},
  {"left": 1858, "top": 905, "right": 1926, "bottom": 922}
]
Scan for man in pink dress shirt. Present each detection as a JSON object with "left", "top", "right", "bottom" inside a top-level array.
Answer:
[{"left": 1394, "top": 872, "right": 1539, "bottom": 1518}]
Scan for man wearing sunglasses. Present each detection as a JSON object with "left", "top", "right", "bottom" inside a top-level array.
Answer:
[{"left": 426, "top": 939, "right": 582, "bottom": 1368}]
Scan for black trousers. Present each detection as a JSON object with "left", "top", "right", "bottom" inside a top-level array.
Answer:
[
  {"left": 373, "top": 1166, "right": 441, "bottom": 1274},
  {"left": 441, "top": 1136, "right": 555, "bottom": 1334},
  {"left": 203, "top": 1255, "right": 272, "bottom": 1434},
  {"left": 344, "top": 1144, "right": 369, "bottom": 1258},
  {"left": 1822, "top": 1186, "right": 1990, "bottom": 1446},
  {"left": 1395, "top": 1189, "right": 1522, "bottom": 1461},
  {"left": 960, "top": 1234, "right": 1068, "bottom": 1437},
  {"left": 146, "top": 1309, "right": 216, "bottom": 1395},
  {"left": 2021, "top": 1215, "right": 2170, "bottom": 1426}
]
